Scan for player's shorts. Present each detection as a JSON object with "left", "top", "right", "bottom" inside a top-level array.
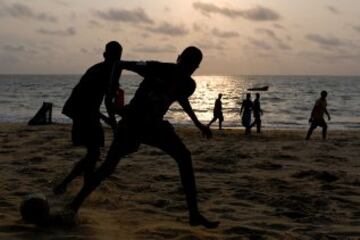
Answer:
[
  {"left": 71, "top": 117, "right": 104, "bottom": 147},
  {"left": 242, "top": 112, "right": 251, "bottom": 127},
  {"left": 310, "top": 118, "right": 327, "bottom": 129},
  {"left": 111, "top": 119, "right": 190, "bottom": 158},
  {"left": 214, "top": 112, "right": 224, "bottom": 122}
]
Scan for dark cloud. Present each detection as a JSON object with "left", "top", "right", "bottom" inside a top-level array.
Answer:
[
  {"left": 277, "top": 42, "right": 292, "bottom": 50},
  {"left": 193, "top": 2, "right": 280, "bottom": 21},
  {"left": 132, "top": 44, "right": 176, "bottom": 53},
  {"left": 111, "top": 27, "right": 122, "bottom": 33},
  {"left": 54, "top": 0, "right": 69, "bottom": 7},
  {"left": 80, "top": 48, "right": 89, "bottom": 55},
  {"left": 306, "top": 34, "right": 344, "bottom": 47},
  {"left": 242, "top": 5, "right": 280, "bottom": 21},
  {"left": 1, "top": 3, "right": 57, "bottom": 22},
  {"left": 298, "top": 50, "right": 360, "bottom": 64},
  {"left": 2, "top": 44, "right": 38, "bottom": 54},
  {"left": 212, "top": 28, "right": 239, "bottom": 38},
  {"left": 164, "top": 6, "right": 171, "bottom": 12},
  {"left": 331, "top": 52, "right": 360, "bottom": 62},
  {"left": 256, "top": 28, "right": 277, "bottom": 39},
  {"left": 256, "top": 28, "right": 292, "bottom": 50},
  {"left": 352, "top": 25, "right": 360, "bottom": 33},
  {"left": 306, "top": 34, "right": 360, "bottom": 54},
  {"left": 247, "top": 38, "right": 272, "bottom": 50},
  {"left": 88, "top": 20, "right": 103, "bottom": 28},
  {"left": 37, "top": 27, "right": 76, "bottom": 36},
  {"left": 193, "top": 23, "right": 202, "bottom": 32},
  {"left": 193, "top": 22, "right": 210, "bottom": 33},
  {"left": 273, "top": 23, "right": 285, "bottom": 30},
  {"left": 0, "top": 55, "right": 20, "bottom": 67},
  {"left": 94, "top": 8, "right": 153, "bottom": 24},
  {"left": 145, "top": 22, "right": 188, "bottom": 36},
  {"left": 3, "top": 44, "right": 25, "bottom": 52},
  {"left": 141, "top": 32, "right": 150, "bottom": 38},
  {"left": 326, "top": 5, "right": 340, "bottom": 15}
]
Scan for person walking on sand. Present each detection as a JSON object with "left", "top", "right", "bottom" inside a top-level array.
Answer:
[
  {"left": 250, "top": 93, "right": 263, "bottom": 133},
  {"left": 207, "top": 93, "right": 224, "bottom": 130},
  {"left": 67, "top": 46, "right": 219, "bottom": 229},
  {"left": 240, "top": 93, "right": 253, "bottom": 135},
  {"left": 53, "top": 41, "right": 122, "bottom": 195},
  {"left": 306, "top": 90, "right": 331, "bottom": 140}
]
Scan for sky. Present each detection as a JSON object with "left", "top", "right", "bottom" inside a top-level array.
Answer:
[{"left": 0, "top": 0, "right": 360, "bottom": 75}]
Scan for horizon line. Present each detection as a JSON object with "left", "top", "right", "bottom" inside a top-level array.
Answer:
[{"left": 0, "top": 73, "right": 360, "bottom": 77}]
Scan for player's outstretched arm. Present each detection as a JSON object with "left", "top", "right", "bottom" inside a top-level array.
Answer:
[
  {"left": 116, "top": 60, "right": 148, "bottom": 76},
  {"left": 179, "top": 99, "right": 212, "bottom": 139}
]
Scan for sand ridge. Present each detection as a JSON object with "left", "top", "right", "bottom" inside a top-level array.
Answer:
[{"left": 0, "top": 123, "right": 360, "bottom": 239}]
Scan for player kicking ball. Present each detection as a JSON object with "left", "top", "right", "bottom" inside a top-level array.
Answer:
[{"left": 67, "top": 46, "right": 219, "bottom": 229}]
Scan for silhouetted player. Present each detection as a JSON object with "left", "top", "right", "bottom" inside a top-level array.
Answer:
[
  {"left": 250, "top": 93, "right": 263, "bottom": 133},
  {"left": 53, "top": 41, "right": 122, "bottom": 194},
  {"left": 67, "top": 47, "right": 219, "bottom": 228},
  {"left": 240, "top": 93, "right": 253, "bottom": 135},
  {"left": 306, "top": 90, "right": 331, "bottom": 140},
  {"left": 207, "top": 93, "right": 224, "bottom": 130}
]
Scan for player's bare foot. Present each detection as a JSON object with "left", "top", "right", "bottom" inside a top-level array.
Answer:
[
  {"left": 190, "top": 213, "right": 219, "bottom": 229},
  {"left": 53, "top": 183, "right": 67, "bottom": 195},
  {"left": 48, "top": 208, "right": 77, "bottom": 226}
]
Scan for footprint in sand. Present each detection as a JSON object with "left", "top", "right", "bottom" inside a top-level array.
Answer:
[
  {"left": 254, "top": 161, "right": 283, "bottom": 170},
  {"left": 292, "top": 170, "right": 339, "bottom": 183}
]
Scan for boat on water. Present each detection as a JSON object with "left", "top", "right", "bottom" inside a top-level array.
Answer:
[{"left": 247, "top": 86, "right": 269, "bottom": 91}]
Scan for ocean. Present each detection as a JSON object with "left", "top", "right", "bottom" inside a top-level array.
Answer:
[{"left": 0, "top": 74, "right": 359, "bottom": 130}]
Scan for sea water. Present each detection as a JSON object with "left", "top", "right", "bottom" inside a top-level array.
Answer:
[{"left": 0, "top": 74, "right": 359, "bottom": 129}]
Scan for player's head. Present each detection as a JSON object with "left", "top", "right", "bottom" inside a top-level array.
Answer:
[
  {"left": 177, "top": 46, "right": 203, "bottom": 75},
  {"left": 246, "top": 93, "right": 251, "bottom": 99},
  {"left": 321, "top": 90, "right": 327, "bottom": 99},
  {"left": 218, "top": 93, "right": 223, "bottom": 99},
  {"left": 256, "top": 93, "right": 260, "bottom": 99},
  {"left": 103, "top": 41, "right": 122, "bottom": 63}
]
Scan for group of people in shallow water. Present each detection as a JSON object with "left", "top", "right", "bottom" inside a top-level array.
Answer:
[
  {"left": 52, "top": 41, "right": 331, "bottom": 228},
  {"left": 208, "top": 90, "right": 330, "bottom": 140},
  {"left": 207, "top": 92, "right": 263, "bottom": 135}
]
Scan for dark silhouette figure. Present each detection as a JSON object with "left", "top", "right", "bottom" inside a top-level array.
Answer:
[
  {"left": 207, "top": 93, "right": 224, "bottom": 130},
  {"left": 67, "top": 47, "right": 219, "bottom": 229},
  {"left": 28, "top": 102, "right": 53, "bottom": 125},
  {"left": 306, "top": 90, "right": 331, "bottom": 140},
  {"left": 53, "top": 41, "right": 122, "bottom": 195},
  {"left": 240, "top": 93, "right": 253, "bottom": 135},
  {"left": 250, "top": 93, "right": 263, "bottom": 133}
]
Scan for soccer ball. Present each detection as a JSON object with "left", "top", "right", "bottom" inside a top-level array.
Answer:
[{"left": 20, "top": 193, "right": 50, "bottom": 224}]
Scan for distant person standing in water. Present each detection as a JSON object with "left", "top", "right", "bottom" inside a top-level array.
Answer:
[
  {"left": 53, "top": 41, "right": 122, "bottom": 195},
  {"left": 250, "top": 93, "right": 263, "bottom": 133},
  {"left": 207, "top": 93, "right": 224, "bottom": 130},
  {"left": 240, "top": 93, "right": 253, "bottom": 135},
  {"left": 306, "top": 90, "right": 331, "bottom": 140}
]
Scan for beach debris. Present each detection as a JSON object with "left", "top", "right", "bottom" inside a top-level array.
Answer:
[{"left": 28, "top": 102, "right": 52, "bottom": 125}]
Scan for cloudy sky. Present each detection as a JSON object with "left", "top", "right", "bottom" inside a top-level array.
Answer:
[{"left": 0, "top": 0, "right": 360, "bottom": 75}]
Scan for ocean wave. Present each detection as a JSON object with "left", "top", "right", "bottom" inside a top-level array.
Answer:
[{"left": 1, "top": 75, "right": 360, "bottom": 130}]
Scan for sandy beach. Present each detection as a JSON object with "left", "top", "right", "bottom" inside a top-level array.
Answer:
[{"left": 1, "top": 123, "right": 360, "bottom": 240}]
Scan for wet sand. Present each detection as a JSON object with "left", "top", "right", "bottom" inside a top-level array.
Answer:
[{"left": 1, "top": 123, "right": 360, "bottom": 240}]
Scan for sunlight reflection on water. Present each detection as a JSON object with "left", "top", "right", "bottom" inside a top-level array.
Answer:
[{"left": 0, "top": 74, "right": 359, "bottom": 129}]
